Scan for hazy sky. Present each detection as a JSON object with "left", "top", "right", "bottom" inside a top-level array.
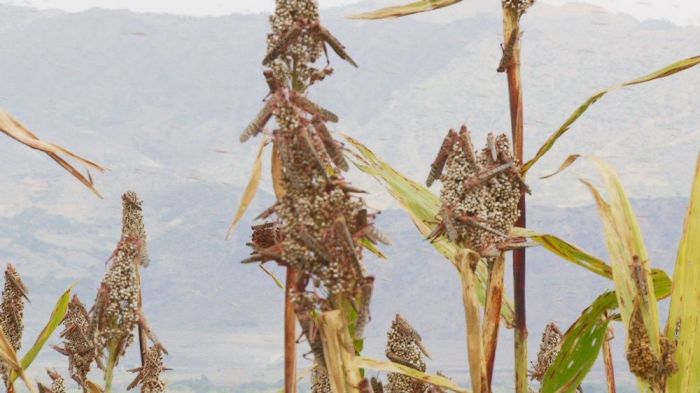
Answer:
[{"left": 0, "top": 0, "right": 698, "bottom": 25}]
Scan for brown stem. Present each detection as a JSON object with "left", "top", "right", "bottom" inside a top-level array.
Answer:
[
  {"left": 136, "top": 269, "right": 148, "bottom": 365},
  {"left": 483, "top": 254, "right": 505, "bottom": 386},
  {"left": 501, "top": 7, "right": 527, "bottom": 393},
  {"left": 603, "top": 324, "right": 617, "bottom": 393},
  {"left": 285, "top": 268, "right": 299, "bottom": 393}
]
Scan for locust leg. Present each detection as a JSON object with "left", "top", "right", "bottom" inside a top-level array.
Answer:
[
  {"left": 461, "top": 161, "right": 516, "bottom": 192},
  {"left": 455, "top": 215, "right": 509, "bottom": 239},
  {"left": 313, "top": 23, "right": 358, "bottom": 68},
  {"left": 487, "top": 132, "right": 498, "bottom": 162}
]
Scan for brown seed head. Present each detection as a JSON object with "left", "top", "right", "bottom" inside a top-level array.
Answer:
[
  {"left": 0, "top": 264, "right": 28, "bottom": 386},
  {"left": 530, "top": 322, "right": 563, "bottom": 381},
  {"left": 121, "top": 191, "right": 149, "bottom": 267},
  {"left": 128, "top": 344, "right": 168, "bottom": 393},
  {"left": 437, "top": 127, "right": 523, "bottom": 254},
  {"left": 626, "top": 307, "right": 678, "bottom": 389},
  {"left": 385, "top": 315, "right": 427, "bottom": 393},
  {"left": 55, "top": 295, "right": 94, "bottom": 388}
]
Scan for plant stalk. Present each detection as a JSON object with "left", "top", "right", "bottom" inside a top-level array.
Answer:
[
  {"left": 501, "top": 6, "right": 528, "bottom": 393},
  {"left": 284, "top": 267, "right": 298, "bottom": 393},
  {"left": 603, "top": 324, "right": 617, "bottom": 393},
  {"left": 483, "top": 253, "right": 506, "bottom": 386},
  {"left": 136, "top": 268, "right": 148, "bottom": 366},
  {"left": 319, "top": 310, "right": 362, "bottom": 393},
  {"left": 457, "top": 249, "right": 489, "bottom": 393},
  {"left": 104, "top": 342, "right": 120, "bottom": 393}
]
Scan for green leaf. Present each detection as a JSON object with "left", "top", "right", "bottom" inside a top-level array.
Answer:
[
  {"left": 361, "top": 237, "right": 387, "bottom": 259},
  {"left": 354, "top": 356, "right": 471, "bottom": 393},
  {"left": 541, "top": 270, "right": 672, "bottom": 392},
  {"left": 666, "top": 155, "right": 700, "bottom": 391},
  {"left": 523, "top": 55, "right": 700, "bottom": 174},
  {"left": 585, "top": 158, "right": 661, "bottom": 346},
  {"left": 580, "top": 158, "right": 665, "bottom": 391},
  {"left": 541, "top": 292, "right": 614, "bottom": 393},
  {"left": 259, "top": 263, "right": 284, "bottom": 289},
  {"left": 11, "top": 283, "right": 74, "bottom": 383},
  {"left": 512, "top": 227, "right": 612, "bottom": 279},
  {"left": 347, "top": 0, "right": 462, "bottom": 19},
  {"left": 345, "top": 135, "right": 515, "bottom": 327}
]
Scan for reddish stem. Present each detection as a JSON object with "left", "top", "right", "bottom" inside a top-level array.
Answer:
[{"left": 284, "top": 268, "right": 299, "bottom": 393}]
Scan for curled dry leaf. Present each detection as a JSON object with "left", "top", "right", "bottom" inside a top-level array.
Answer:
[{"left": 0, "top": 109, "right": 105, "bottom": 197}]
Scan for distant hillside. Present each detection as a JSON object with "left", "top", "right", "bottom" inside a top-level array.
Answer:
[{"left": 0, "top": 1, "right": 697, "bottom": 391}]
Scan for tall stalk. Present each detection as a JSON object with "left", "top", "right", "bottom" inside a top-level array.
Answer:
[
  {"left": 500, "top": 2, "right": 529, "bottom": 392},
  {"left": 284, "top": 267, "right": 298, "bottom": 393}
]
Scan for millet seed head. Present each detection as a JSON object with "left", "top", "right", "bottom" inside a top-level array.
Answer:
[{"left": 437, "top": 128, "right": 524, "bottom": 254}]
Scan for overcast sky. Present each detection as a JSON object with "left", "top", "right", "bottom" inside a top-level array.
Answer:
[{"left": 0, "top": 0, "right": 698, "bottom": 25}]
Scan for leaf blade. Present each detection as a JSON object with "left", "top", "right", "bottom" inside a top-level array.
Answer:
[
  {"left": 226, "top": 137, "right": 267, "bottom": 239},
  {"left": 541, "top": 270, "right": 672, "bottom": 393},
  {"left": 523, "top": 55, "right": 700, "bottom": 174},
  {"left": 354, "top": 356, "right": 471, "bottom": 393},
  {"left": 666, "top": 154, "right": 700, "bottom": 391},
  {"left": 15, "top": 284, "right": 74, "bottom": 380},
  {"left": 0, "top": 109, "right": 105, "bottom": 198},
  {"left": 347, "top": 0, "right": 462, "bottom": 19}
]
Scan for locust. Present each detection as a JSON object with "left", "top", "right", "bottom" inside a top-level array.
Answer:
[{"left": 263, "top": 19, "right": 358, "bottom": 68}]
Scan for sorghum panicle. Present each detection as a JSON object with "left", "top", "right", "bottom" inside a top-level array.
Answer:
[
  {"left": 54, "top": 295, "right": 95, "bottom": 388},
  {"left": 266, "top": 0, "right": 325, "bottom": 87},
  {"left": 0, "top": 264, "right": 28, "bottom": 386},
  {"left": 37, "top": 369, "right": 66, "bottom": 393},
  {"left": 121, "top": 191, "right": 149, "bottom": 267},
  {"left": 385, "top": 315, "right": 429, "bottom": 393},
  {"left": 529, "top": 323, "right": 562, "bottom": 382},
  {"left": 91, "top": 191, "right": 148, "bottom": 361},
  {"left": 435, "top": 127, "right": 524, "bottom": 255},
  {"left": 626, "top": 307, "right": 677, "bottom": 389},
  {"left": 128, "top": 344, "right": 168, "bottom": 393}
]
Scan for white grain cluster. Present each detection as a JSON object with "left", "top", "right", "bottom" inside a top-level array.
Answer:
[
  {"left": 266, "top": 0, "right": 324, "bottom": 86},
  {"left": 530, "top": 323, "right": 562, "bottom": 382},
  {"left": 440, "top": 132, "right": 522, "bottom": 254},
  {"left": 385, "top": 316, "right": 427, "bottom": 393}
]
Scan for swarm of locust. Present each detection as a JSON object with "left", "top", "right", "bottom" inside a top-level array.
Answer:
[
  {"left": 370, "top": 315, "right": 448, "bottom": 393},
  {"left": 52, "top": 191, "right": 169, "bottom": 393},
  {"left": 427, "top": 126, "right": 528, "bottom": 257},
  {"left": 240, "top": 0, "right": 384, "bottom": 389}
]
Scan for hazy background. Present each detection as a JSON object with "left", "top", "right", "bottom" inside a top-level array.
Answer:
[{"left": 0, "top": 0, "right": 698, "bottom": 392}]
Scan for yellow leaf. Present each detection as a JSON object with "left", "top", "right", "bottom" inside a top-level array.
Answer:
[
  {"left": 0, "top": 109, "right": 105, "bottom": 198},
  {"left": 582, "top": 158, "right": 661, "bottom": 391},
  {"left": 226, "top": 137, "right": 267, "bottom": 239},
  {"left": 666, "top": 154, "right": 700, "bottom": 391},
  {"left": 0, "top": 327, "right": 37, "bottom": 393},
  {"left": 348, "top": 0, "right": 462, "bottom": 19},
  {"left": 354, "top": 356, "right": 471, "bottom": 393}
]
